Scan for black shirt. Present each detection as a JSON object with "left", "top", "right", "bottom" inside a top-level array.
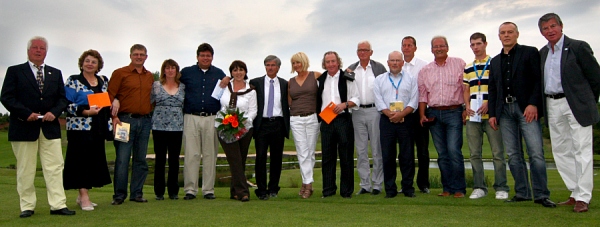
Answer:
[{"left": 500, "top": 46, "right": 517, "bottom": 98}]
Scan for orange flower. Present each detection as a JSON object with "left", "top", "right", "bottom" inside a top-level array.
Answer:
[
  {"left": 231, "top": 120, "right": 239, "bottom": 128},
  {"left": 222, "top": 117, "right": 230, "bottom": 125}
]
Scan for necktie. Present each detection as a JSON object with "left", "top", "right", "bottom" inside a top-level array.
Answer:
[
  {"left": 267, "top": 79, "right": 274, "bottom": 118},
  {"left": 36, "top": 65, "right": 44, "bottom": 92}
]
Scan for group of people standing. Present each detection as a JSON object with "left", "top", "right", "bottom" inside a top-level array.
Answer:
[{"left": 1, "top": 13, "right": 598, "bottom": 218}]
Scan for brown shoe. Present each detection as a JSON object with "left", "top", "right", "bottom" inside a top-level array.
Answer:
[
  {"left": 453, "top": 192, "right": 465, "bottom": 198},
  {"left": 299, "top": 184, "right": 306, "bottom": 196},
  {"left": 574, "top": 201, "right": 589, "bottom": 213},
  {"left": 302, "top": 184, "right": 314, "bottom": 199},
  {"left": 558, "top": 197, "right": 576, "bottom": 206},
  {"left": 438, "top": 191, "right": 451, "bottom": 197}
]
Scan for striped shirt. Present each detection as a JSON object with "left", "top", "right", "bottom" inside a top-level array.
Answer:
[
  {"left": 418, "top": 57, "right": 466, "bottom": 107},
  {"left": 463, "top": 55, "right": 491, "bottom": 119}
]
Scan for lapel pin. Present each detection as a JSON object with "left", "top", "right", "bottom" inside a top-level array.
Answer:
[
  {"left": 48, "top": 72, "right": 52, "bottom": 75},
  {"left": 564, "top": 48, "right": 568, "bottom": 51}
]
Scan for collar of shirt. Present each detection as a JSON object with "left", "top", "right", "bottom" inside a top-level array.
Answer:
[
  {"left": 434, "top": 58, "right": 447, "bottom": 67},
  {"left": 263, "top": 75, "right": 283, "bottom": 117},
  {"left": 474, "top": 55, "right": 491, "bottom": 63},
  {"left": 29, "top": 61, "right": 45, "bottom": 78},
  {"left": 264, "top": 75, "right": 279, "bottom": 86},
  {"left": 547, "top": 34, "right": 565, "bottom": 53},
  {"left": 328, "top": 70, "right": 340, "bottom": 78},
  {"left": 127, "top": 64, "right": 148, "bottom": 74}
]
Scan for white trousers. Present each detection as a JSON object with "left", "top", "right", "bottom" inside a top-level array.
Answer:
[
  {"left": 290, "top": 113, "right": 320, "bottom": 184},
  {"left": 547, "top": 97, "right": 593, "bottom": 203},
  {"left": 12, "top": 129, "right": 67, "bottom": 211},
  {"left": 352, "top": 107, "right": 383, "bottom": 191}
]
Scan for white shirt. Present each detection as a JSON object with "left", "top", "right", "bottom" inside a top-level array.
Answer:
[
  {"left": 216, "top": 81, "right": 258, "bottom": 128},
  {"left": 29, "top": 61, "right": 45, "bottom": 80},
  {"left": 354, "top": 62, "right": 376, "bottom": 105},
  {"left": 544, "top": 34, "right": 565, "bottom": 94},
  {"left": 374, "top": 70, "right": 419, "bottom": 113},
  {"left": 403, "top": 57, "right": 428, "bottom": 81},
  {"left": 321, "top": 70, "right": 360, "bottom": 111},
  {"left": 262, "top": 76, "right": 283, "bottom": 117}
]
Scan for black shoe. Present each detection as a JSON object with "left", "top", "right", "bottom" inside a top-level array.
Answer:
[
  {"left": 534, "top": 198, "right": 557, "bottom": 208},
  {"left": 111, "top": 198, "right": 124, "bottom": 205},
  {"left": 203, "top": 193, "right": 216, "bottom": 200},
  {"left": 371, "top": 189, "right": 381, "bottom": 195},
  {"left": 169, "top": 195, "right": 179, "bottom": 200},
  {"left": 156, "top": 196, "right": 164, "bottom": 200},
  {"left": 241, "top": 196, "right": 250, "bottom": 202},
  {"left": 420, "top": 188, "right": 430, "bottom": 194},
  {"left": 505, "top": 196, "right": 532, "bottom": 203},
  {"left": 356, "top": 188, "right": 370, "bottom": 195},
  {"left": 385, "top": 193, "right": 397, "bottom": 198},
  {"left": 50, "top": 208, "right": 76, "bottom": 215},
  {"left": 269, "top": 192, "right": 278, "bottom": 198},
  {"left": 19, "top": 210, "right": 34, "bottom": 218},
  {"left": 321, "top": 194, "right": 334, "bottom": 199},
  {"left": 404, "top": 192, "right": 417, "bottom": 198},
  {"left": 183, "top": 194, "right": 196, "bottom": 200},
  {"left": 342, "top": 194, "right": 352, "bottom": 199},
  {"left": 130, "top": 197, "right": 148, "bottom": 203},
  {"left": 258, "top": 194, "right": 269, "bottom": 200}
]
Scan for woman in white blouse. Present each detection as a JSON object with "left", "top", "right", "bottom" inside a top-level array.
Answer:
[{"left": 216, "top": 60, "right": 257, "bottom": 202}]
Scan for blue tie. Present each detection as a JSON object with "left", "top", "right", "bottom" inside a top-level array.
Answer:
[{"left": 267, "top": 79, "right": 274, "bottom": 118}]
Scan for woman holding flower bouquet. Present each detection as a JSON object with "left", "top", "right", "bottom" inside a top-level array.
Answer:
[{"left": 215, "top": 60, "right": 257, "bottom": 202}]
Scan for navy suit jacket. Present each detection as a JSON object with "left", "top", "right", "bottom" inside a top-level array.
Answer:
[
  {"left": 249, "top": 75, "right": 290, "bottom": 139},
  {"left": 1, "top": 62, "right": 68, "bottom": 141},
  {"left": 488, "top": 44, "right": 543, "bottom": 123},
  {"left": 540, "top": 35, "right": 600, "bottom": 127}
]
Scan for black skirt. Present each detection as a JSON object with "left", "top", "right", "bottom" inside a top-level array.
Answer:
[{"left": 63, "top": 130, "right": 112, "bottom": 189}]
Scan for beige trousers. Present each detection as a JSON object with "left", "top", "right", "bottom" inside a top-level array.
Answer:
[
  {"left": 12, "top": 129, "right": 67, "bottom": 211},
  {"left": 183, "top": 114, "right": 219, "bottom": 196}
]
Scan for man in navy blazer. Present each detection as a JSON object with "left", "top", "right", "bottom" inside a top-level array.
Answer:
[
  {"left": 488, "top": 22, "right": 556, "bottom": 208},
  {"left": 249, "top": 55, "right": 290, "bottom": 200},
  {"left": 1, "top": 36, "right": 75, "bottom": 217},
  {"left": 538, "top": 13, "right": 600, "bottom": 213}
]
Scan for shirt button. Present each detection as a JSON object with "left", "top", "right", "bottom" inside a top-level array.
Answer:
[{"left": 40, "top": 98, "right": 43, "bottom": 100}]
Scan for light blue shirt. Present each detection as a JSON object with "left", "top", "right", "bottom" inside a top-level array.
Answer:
[
  {"left": 373, "top": 70, "right": 418, "bottom": 113},
  {"left": 544, "top": 34, "right": 565, "bottom": 94}
]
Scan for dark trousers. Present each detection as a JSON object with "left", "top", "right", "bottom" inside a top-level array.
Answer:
[
  {"left": 320, "top": 114, "right": 354, "bottom": 197},
  {"left": 152, "top": 130, "right": 182, "bottom": 197},
  {"left": 253, "top": 118, "right": 285, "bottom": 196},
  {"left": 380, "top": 113, "right": 415, "bottom": 196},
  {"left": 219, "top": 128, "right": 253, "bottom": 199},
  {"left": 413, "top": 107, "right": 430, "bottom": 190}
]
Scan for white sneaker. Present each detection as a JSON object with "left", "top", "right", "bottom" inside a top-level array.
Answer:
[
  {"left": 495, "top": 191, "right": 509, "bottom": 200},
  {"left": 469, "top": 188, "right": 487, "bottom": 199}
]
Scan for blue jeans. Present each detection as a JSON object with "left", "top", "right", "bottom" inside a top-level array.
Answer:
[
  {"left": 499, "top": 102, "right": 549, "bottom": 200},
  {"left": 428, "top": 108, "right": 466, "bottom": 194},
  {"left": 113, "top": 116, "right": 152, "bottom": 200}
]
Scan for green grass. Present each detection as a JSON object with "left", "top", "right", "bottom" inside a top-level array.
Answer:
[{"left": 0, "top": 167, "right": 598, "bottom": 226}]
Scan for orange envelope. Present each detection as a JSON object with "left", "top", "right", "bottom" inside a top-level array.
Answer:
[
  {"left": 87, "top": 92, "right": 111, "bottom": 108},
  {"left": 318, "top": 102, "right": 338, "bottom": 124}
]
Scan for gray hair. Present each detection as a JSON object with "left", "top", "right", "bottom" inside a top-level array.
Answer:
[
  {"left": 264, "top": 55, "right": 281, "bottom": 67},
  {"left": 357, "top": 40, "right": 372, "bottom": 50},
  {"left": 538, "top": 13, "right": 563, "bottom": 32},
  {"left": 431, "top": 35, "right": 448, "bottom": 47},
  {"left": 27, "top": 36, "right": 48, "bottom": 50}
]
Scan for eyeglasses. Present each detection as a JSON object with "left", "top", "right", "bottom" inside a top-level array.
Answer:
[
  {"left": 357, "top": 49, "right": 371, "bottom": 52},
  {"left": 432, "top": 45, "right": 447, "bottom": 49},
  {"left": 131, "top": 53, "right": 147, "bottom": 57}
]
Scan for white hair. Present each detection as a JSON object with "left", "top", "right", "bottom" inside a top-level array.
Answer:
[{"left": 27, "top": 36, "right": 48, "bottom": 50}]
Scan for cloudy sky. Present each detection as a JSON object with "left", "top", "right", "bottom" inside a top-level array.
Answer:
[{"left": 1, "top": 0, "right": 599, "bottom": 114}]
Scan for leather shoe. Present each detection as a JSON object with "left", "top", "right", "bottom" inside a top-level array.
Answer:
[
  {"left": 111, "top": 198, "right": 124, "bottom": 205},
  {"left": 505, "top": 196, "right": 532, "bottom": 203},
  {"left": 558, "top": 197, "right": 576, "bottom": 206},
  {"left": 420, "top": 188, "right": 430, "bottom": 194},
  {"left": 50, "top": 208, "right": 76, "bottom": 215},
  {"left": 371, "top": 189, "right": 381, "bottom": 195},
  {"left": 574, "top": 201, "right": 589, "bottom": 213},
  {"left": 183, "top": 194, "right": 196, "bottom": 200},
  {"left": 534, "top": 198, "right": 557, "bottom": 208},
  {"left": 356, "top": 188, "right": 370, "bottom": 195},
  {"left": 19, "top": 210, "right": 34, "bottom": 218},
  {"left": 241, "top": 196, "right": 249, "bottom": 202},
  {"left": 342, "top": 195, "right": 352, "bottom": 199},
  {"left": 130, "top": 197, "right": 148, "bottom": 203},
  {"left": 203, "top": 193, "right": 216, "bottom": 200},
  {"left": 169, "top": 195, "right": 179, "bottom": 200},
  {"left": 258, "top": 194, "right": 269, "bottom": 200},
  {"left": 404, "top": 192, "right": 416, "bottom": 198},
  {"left": 156, "top": 196, "right": 165, "bottom": 200},
  {"left": 269, "top": 193, "right": 278, "bottom": 198},
  {"left": 453, "top": 192, "right": 465, "bottom": 198},
  {"left": 384, "top": 193, "right": 397, "bottom": 198},
  {"left": 438, "top": 191, "right": 451, "bottom": 197}
]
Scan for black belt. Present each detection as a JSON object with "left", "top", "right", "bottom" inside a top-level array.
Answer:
[
  {"left": 118, "top": 112, "right": 151, "bottom": 118},
  {"left": 545, "top": 93, "right": 565, "bottom": 99},
  {"left": 292, "top": 112, "right": 314, "bottom": 117},
  {"left": 359, "top": 103, "right": 375, "bottom": 108},
  {"left": 186, "top": 112, "right": 216, "bottom": 116},
  {"left": 263, "top": 117, "right": 283, "bottom": 121}
]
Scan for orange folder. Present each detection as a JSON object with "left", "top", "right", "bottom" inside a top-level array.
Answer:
[
  {"left": 318, "top": 102, "right": 338, "bottom": 124},
  {"left": 87, "top": 92, "right": 111, "bottom": 108}
]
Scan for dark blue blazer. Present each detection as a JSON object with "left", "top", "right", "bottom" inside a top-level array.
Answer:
[{"left": 1, "top": 62, "right": 68, "bottom": 141}]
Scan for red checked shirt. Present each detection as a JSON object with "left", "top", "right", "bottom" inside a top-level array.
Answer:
[{"left": 418, "top": 57, "right": 466, "bottom": 107}]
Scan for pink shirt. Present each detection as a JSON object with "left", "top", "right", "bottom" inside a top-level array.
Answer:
[{"left": 418, "top": 57, "right": 466, "bottom": 107}]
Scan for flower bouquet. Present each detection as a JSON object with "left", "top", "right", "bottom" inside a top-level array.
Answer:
[{"left": 215, "top": 108, "right": 249, "bottom": 143}]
